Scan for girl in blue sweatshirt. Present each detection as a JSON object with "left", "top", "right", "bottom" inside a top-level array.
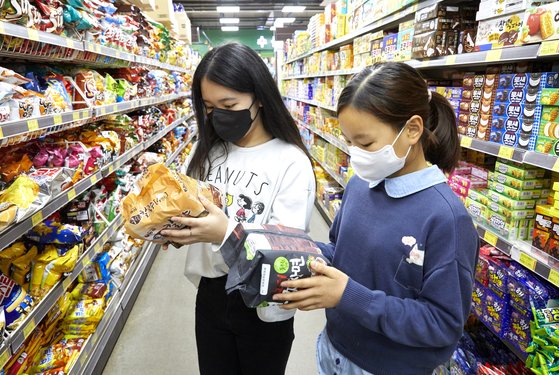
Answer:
[{"left": 274, "top": 62, "right": 479, "bottom": 375}]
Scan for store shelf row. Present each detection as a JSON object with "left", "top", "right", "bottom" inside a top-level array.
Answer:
[
  {"left": 283, "top": 95, "right": 337, "bottom": 112},
  {"left": 0, "top": 93, "right": 190, "bottom": 144},
  {"left": 0, "top": 123, "right": 193, "bottom": 368},
  {"left": 284, "top": 0, "right": 441, "bottom": 65},
  {"left": 297, "top": 119, "right": 348, "bottom": 154},
  {"left": 0, "top": 113, "right": 195, "bottom": 252},
  {"left": 459, "top": 135, "right": 559, "bottom": 173},
  {"left": 0, "top": 21, "right": 190, "bottom": 73},
  {"left": 281, "top": 44, "right": 545, "bottom": 80},
  {"left": 473, "top": 219, "right": 559, "bottom": 290},
  {"left": 0, "top": 213, "right": 124, "bottom": 368},
  {"left": 310, "top": 154, "right": 347, "bottom": 188},
  {"left": 68, "top": 243, "right": 159, "bottom": 375}
]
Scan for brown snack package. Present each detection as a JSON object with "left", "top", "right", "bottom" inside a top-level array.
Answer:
[{"left": 121, "top": 163, "right": 224, "bottom": 243}]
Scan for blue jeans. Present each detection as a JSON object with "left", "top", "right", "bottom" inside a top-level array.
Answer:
[{"left": 316, "top": 329, "right": 374, "bottom": 375}]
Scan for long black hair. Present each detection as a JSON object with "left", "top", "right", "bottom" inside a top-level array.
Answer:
[
  {"left": 187, "top": 43, "right": 311, "bottom": 179},
  {"left": 337, "top": 62, "right": 459, "bottom": 173}
]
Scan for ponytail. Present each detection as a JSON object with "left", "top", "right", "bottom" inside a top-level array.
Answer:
[
  {"left": 423, "top": 91, "right": 460, "bottom": 173},
  {"left": 337, "top": 62, "right": 460, "bottom": 173}
]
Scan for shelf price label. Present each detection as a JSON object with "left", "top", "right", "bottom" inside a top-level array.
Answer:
[
  {"left": 90, "top": 174, "right": 98, "bottom": 184},
  {"left": 31, "top": 212, "right": 43, "bottom": 226},
  {"left": 0, "top": 22, "right": 5, "bottom": 35},
  {"left": 460, "top": 136, "right": 473, "bottom": 148},
  {"left": 67, "top": 189, "right": 76, "bottom": 201},
  {"left": 483, "top": 231, "right": 498, "bottom": 246},
  {"left": 549, "top": 269, "right": 559, "bottom": 287},
  {"left": 27, "top": 29, "right": 40, "bottom": 42},
  {"left": 81, "top": 254, "right": 91, "bottom": 267},
  {"left": 0, "top": 349, "right": 10, "bottom": 368},
  {"left": 519, "top": 252, "right": 537, "bottom": 271},
  {"left": 62, "top": 276, "right": 72, "bottom": 289},
  {"left": 108, "top": 165, "right": 114, "bottom": 174},
  {"left": 0, "top": 126, "right": 4, "bottom": 139},
  {"left": 540, "top": 40, "right": 559, "bottom": 56},
  {"left": 486, "top": 49, "right": 502, "bottom": 62},
  {"left": 27, "top": 119, "right": 39, "bottom": 131},
  {"left": 67, "top": 39, "right": 76, "bottom": 49},
  {"left": 72, "top": 111, "right": 80, "bottom": 121},
  {"left": 552, "top": 157, "right": 559, "bottom": 172},
  {"left": 102, "top": 233, "right": 109, "bottom": 243},
  {"left": 498, "top": 145, "right": 515, "bottom": 159},
  {"left": 53, "top": 114, "right": 62, "bottom": 125},
  {"left": 446, "top": 55, "right": 457, "bottom": 65},
  {"left": 22, "top": 319, "right": 36, "bottom": 339}
]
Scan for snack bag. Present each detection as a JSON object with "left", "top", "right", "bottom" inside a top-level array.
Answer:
[
  {"left": 0, "top": 242, "right": 27, "bottom": 275},
  {"left": 0, "top": 175, "right": 51, "bottom": 230},
  {"left": 69, "top": 282, "right": 107, "bottom": 300},
  {"left": 0, "top": 274, "right": 34, "bottom": 330},
  {"left": 11, "top": 244, "right": 39, "bottom": 289},
  {"left": 223, "top": 224, "right": 329, "bottom": 308},
  {"left": 26, "top": 220, "right": 85, "bottom": 245},
  {"left": 63, "top": 298, "right": 105, "bottom": 325},
  {"left": 121, "top": 163, "right": 223, "bottom": 243}
]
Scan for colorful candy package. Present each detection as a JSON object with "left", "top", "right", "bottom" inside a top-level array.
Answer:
[{"left": 63, "top": 298, "right": 105, "bottom": 325}]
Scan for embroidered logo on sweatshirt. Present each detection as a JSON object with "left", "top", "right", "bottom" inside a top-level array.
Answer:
[{"left": 402, "top": 236, "right": 425, "bottom": 267}]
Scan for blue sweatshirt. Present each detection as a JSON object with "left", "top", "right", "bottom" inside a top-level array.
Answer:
[{"left": 317, "top": 166, "right": 479, "bottom": 375}]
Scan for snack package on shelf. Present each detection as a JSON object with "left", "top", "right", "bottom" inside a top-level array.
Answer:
[{"left": 223, "top": 224, "right": 330, "bottom": 308}]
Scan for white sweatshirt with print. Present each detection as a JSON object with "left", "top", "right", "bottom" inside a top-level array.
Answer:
[{"left": 180, "top": 138, "right": 316, "bottom": 321}]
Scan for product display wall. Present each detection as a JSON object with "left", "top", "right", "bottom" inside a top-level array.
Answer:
[
  {"left": 280, "top": 0, "right": 559, "bottom": 374},
  {"left": 0, "top": 0, "right": 199, "bottom": 373}
]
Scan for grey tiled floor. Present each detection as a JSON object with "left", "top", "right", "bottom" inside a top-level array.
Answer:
[{"left": 103, "top": 208, "right": 330, "bottom": 375}]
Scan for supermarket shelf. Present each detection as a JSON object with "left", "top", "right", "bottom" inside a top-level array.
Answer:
[
  {"left": 282, "top": 68, "right": 361, "bottom": 80},
  {"left": 9, "top": 214, "right": 124, "bottom": 352},
  {"left": 407, "top": 44, "right": 541, "bottom": 70},
  {"left": 0, "top": 21, "right": 81, "bottom": 50},
  {"left": 314, "top": 198, "right": 334, "bottom": 226},
  {"left": 0, "top": 93, "right": 189, "bottom": 143},
  {"left": 68, "top": 243, "right": 159, "bottom": 375},
  {"left": 0, "top": 113, "right": 193, "bottom": 252},
  {"left": 284, "top": 0, "right": 441, "bottom": 64},
  {"left": 459, "top": 135, "right": 525, "bottom": 163},
  {"left": 311, "top": 154, "right": 347, "bottom": 188},
  {"left": 0, "top": 109, "right": 91, "bottom": 140},
  {"left": 459, "top": 135, "right": 559, "bottom": 173},
  {"left": 297, "top": 120, "right": 348, "bottom": 154},
  {"left": 0, "top": 339, "right": 10, "bottom": 372},
  {"left": 283, "top": 44, "right": 541, "bottom": 78},
  {"left": 283, "top": 95, "right": 337, "bottom": 112},
  {"left": 473, "top": 219, "right": 559, "bottom": 290},
  {"left": 0, "top": 22, "right": 189, "bottom": 72}
]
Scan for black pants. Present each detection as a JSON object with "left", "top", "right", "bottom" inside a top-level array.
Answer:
[{"left": 195, "top": 276, "right": 294, "bottom": 375}]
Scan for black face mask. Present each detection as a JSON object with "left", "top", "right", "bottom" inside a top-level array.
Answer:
[{"left": 207, "top": 100, "right": 259, "bottom": 142}]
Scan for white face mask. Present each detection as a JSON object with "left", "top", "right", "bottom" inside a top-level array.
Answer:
[{"left": 349, "top": 126, "right": 411, "bottom": 184}]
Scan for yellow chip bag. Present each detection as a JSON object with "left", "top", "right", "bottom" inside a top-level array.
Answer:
[
  {"left": 11, "top": 245, "right": 39, "bottom": 289},
  {"left": 64, "top": 298, "right": 105, "bottom": 325},
  {"left": 30, "top": 245, "right": 60, "bottom": 298},
  {"left": 0, "top": 242, "right": 27, "bottom": 275},
  {"left": 122, "top": 163, "right": 224, "bottom": 243}
]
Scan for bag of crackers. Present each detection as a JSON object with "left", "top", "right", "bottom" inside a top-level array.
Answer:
[
  {"left": 223, "top": 224, "right": 329, "bottom": 308},
  {"left": 121, "top": 163, "right": 224, "bottom": 243}
]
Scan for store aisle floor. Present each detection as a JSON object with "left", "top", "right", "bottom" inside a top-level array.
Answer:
[{"left": 103, "top": 208, "right": 330, "bottom": 375}]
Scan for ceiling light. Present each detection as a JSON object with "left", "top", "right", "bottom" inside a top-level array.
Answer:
[
  {"left": 220, "top": 18, "right": 239, "bottom": 24},
  {"left": 282, "top": 6, "right": 306, "bottom": 12},
  {"left": 221, "top": 26, "right": 239, "bottom": 32},
  {"left": 216, "top": 6, "right": 240, "bottom": 12},
  {"left": 275, "top": 17, "right": 296, "bottom": 24}
]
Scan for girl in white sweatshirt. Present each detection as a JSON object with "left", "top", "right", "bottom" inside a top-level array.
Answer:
[{"left": 162, "top": 43, "right": 316, "bottom": 375}]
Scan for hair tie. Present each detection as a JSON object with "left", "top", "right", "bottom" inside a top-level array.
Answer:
[{"left": 427, "top": 90, "right": 432, "bottom": 102}]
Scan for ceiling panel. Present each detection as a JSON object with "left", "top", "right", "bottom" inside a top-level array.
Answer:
[{"left": 177, "top": 1, "right": 323, "bottom": 42}]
